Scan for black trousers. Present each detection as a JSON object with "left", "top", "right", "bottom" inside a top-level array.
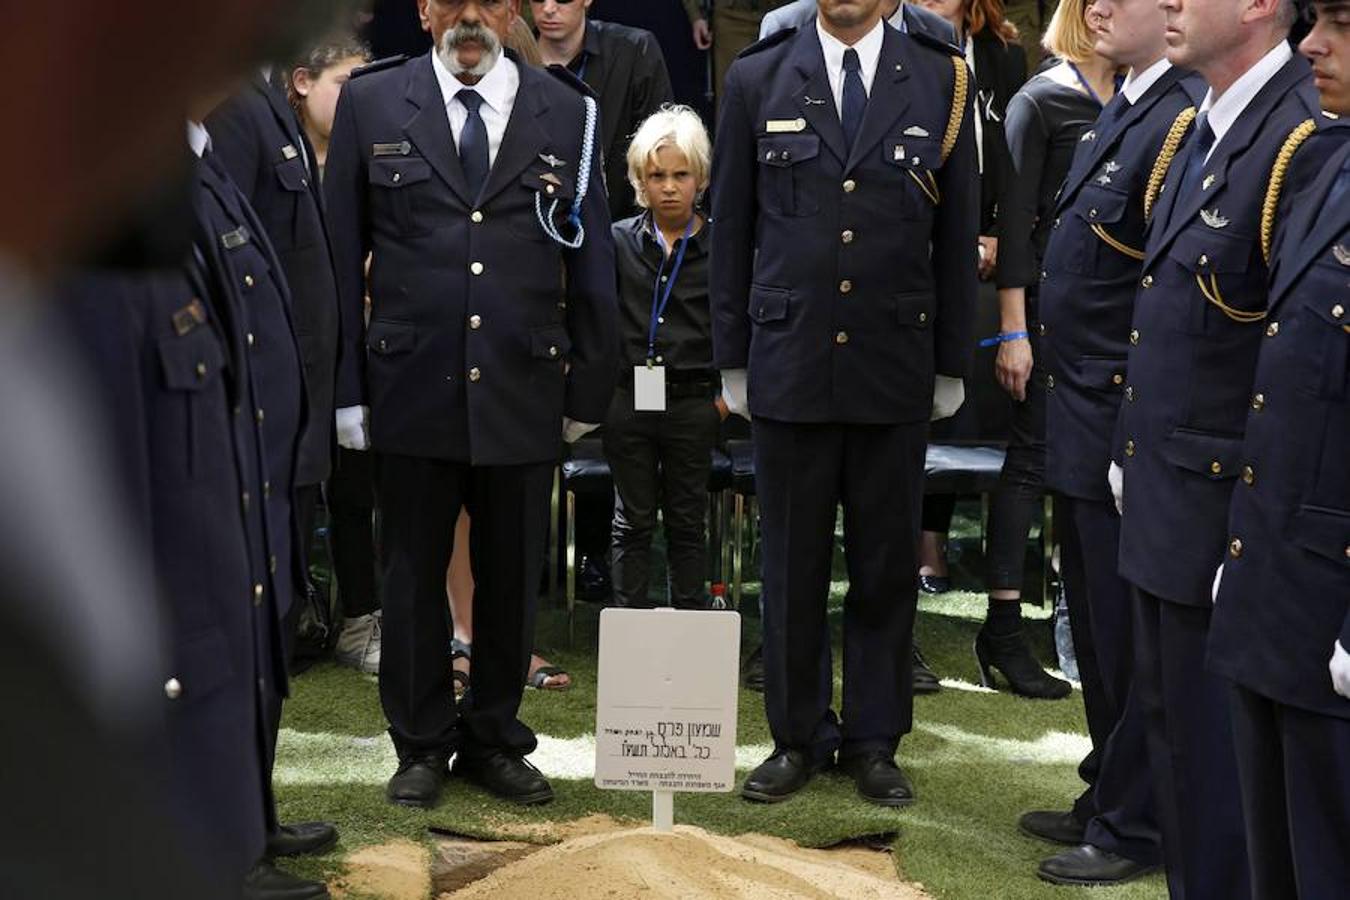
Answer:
[
  {"left": 602, "top": 388, "right": 720, "bottom": 609},
  {"left": 1230, "top": 684, "right": 1350, "bottom": 899},
  {"left": 375, "top": 453, "right": 552, "bottom": 759},
  {"left": 327, "top": 447, "right": 380, "bottom": 618},
  {"left": 1133, "top": 588, "right": 1249, "bottom": 900},
  {"left": 987, "top": 327, "right": 1045, "bottom": 592},
  {"left": 1059, "top": 497, "right": 1160, "bottom": 864},
  {"left": 754, "top": 417, "right": 926, "bottom": 763}
]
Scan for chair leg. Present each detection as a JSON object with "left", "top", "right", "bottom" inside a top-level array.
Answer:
[
  {"left": 566, "top": 489, "right": 577, "bottom": 646},
  {"left": 707, "top": 490, "right": 725, "bottom": 608},
  {"left": 548, "top": 467, "right": 560, "bottom": 607},
  {"left": 732, "top": 492, "right": 745, "bottom": 609},
  {"left": 1042, "top": 494, "right": 1055, "bottom": 609}
]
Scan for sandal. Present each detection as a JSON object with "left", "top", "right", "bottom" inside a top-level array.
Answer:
[
  {"left": 527, "top": 659, "right": 571, "bottom": 691},
  {"left": 450, "top": 638, "right": 471, "bottom": 700}
]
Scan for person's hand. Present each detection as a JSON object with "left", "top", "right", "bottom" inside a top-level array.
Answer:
[
  {"left": 1211, "top": 564, "right": 1223, "bottom": 604},
  {"left": 692, "top": 18, "right": 713, "bottom": 50},
  {"left": 562, "top": 418, "right": 600, "bottom": 443},
  {"left": 721, "top": 369, "right": 750, "bottom": 421},
  {"left": 1108, "top": 462, "right": 1124, "bottom": 515},
  {"left": 931, "top": 375, "right": 965, "bottom": 421},
  {"left": 978, "top": 235, "right": 999, "bottom": 280},
  {"left": 1331, "top": 641, "right": 1350, "bottom": 700},
  {"left": 335, "top": 405, "right": 370, "bottom": 451},
  {"left": 995, "top": 335, "right": 1033, "bottom": 401},
  {"left": 714, "top": 395, "right": 730, "bottom": 421}
]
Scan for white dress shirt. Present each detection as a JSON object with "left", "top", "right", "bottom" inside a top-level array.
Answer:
[
  {"left": 1121, "top": 57, "right": 1172, "bottom": 106},
  {"left": 817, "top": 17, "right": 885, "bottom": 117},
  {"left": 1198, "top": 41, "right": 1292, "bottom": 163},
  {"left": 432, "top": 50, "right": 519, "bottom": 169},
  {"left": 187, "top": 120, "right": 211, "bottom": 159}
]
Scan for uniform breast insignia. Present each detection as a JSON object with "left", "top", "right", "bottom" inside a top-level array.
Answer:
[
  {"left": 1333, "top": 244, "right": 1350, "bottom": 266},
  {"left": 894, "top": 144, "right": 906, "bottom": 161},
  {"left": 171, "top": 298, "right": 208, "bottom": 337},
  {"left": 1104, "top": 160, "right": 1121, "bottom": 174},
  {"left": 1081, "top": 130, "right": 1097, "bottom": 143},
  {"left": 538, "top": 153, "right": 566, "bottom": 168},
  {"left": 372, "top": 141, "right": 412, "bottom": 157},
  {"left": 903, "top": 125, "right": 930, "bottom": 138},
  {"left": 220, "top": 226, "right": 250, "bottom": 249},
  {"left": 281, "top": 144, "right": 299, "bottom": 161},
  {"left": 803, "top": 96, "right": 827, "bottom": 106},
  {"left": 1202, "top": 174, "right": 1216, "bottom": 191},
  {"left": 1200, "top": 209, "right": 1230, "bottom": 229},
  {"left": 1096, "top": 173, "right": 1113, "bottom": 186},
  {"left": 766, "top": 118, "right": 807, "bottom": 133}
]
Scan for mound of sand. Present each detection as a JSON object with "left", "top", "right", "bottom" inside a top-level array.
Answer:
[{"left": 441, "top": 825, "right": 929, "bottom": 900}]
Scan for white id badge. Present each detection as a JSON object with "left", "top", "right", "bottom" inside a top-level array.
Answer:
[{"left": 634, "top": 365, "right": 667, "bottom": 412}]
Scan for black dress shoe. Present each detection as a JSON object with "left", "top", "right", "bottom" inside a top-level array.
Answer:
[
  {"left": 741, "top": 749, "right": 828, "bottom": 803},
  {"left": 1018, "top": 809, "right": 1086, "bottom": 846},
  {"left": 974, "top": 628, "right": 1073, "bottom": 699},
  {"left": 266, "top": 821, "right": 338, "bottom": 858},
  {"left": 386, "top": 754, "right": 449, "bottom": 809},
  {"left": 919, "top": 574, "right": 952, "bottom": 595},
  {"left": 743, "top": 644, "right": 764, "bottom": 693},
  {"left": 453, "top": 751, "right": 553, "bottom": 805},
  {"left": 839, "top": 753, "right": 916, "bottom": 807},
  {"left": 912, "top": 644, "right": 941, "bottom": 695},
  {"left": 1038, "top": 844, "right": 1161, "bottom": 886},
  {"left": 242, "top": 861, "right": 329, "bottom": 900}
]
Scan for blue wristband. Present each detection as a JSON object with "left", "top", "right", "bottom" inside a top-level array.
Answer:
[{"left": 978, "top": 330, "right": 1030, "bottom": 348}]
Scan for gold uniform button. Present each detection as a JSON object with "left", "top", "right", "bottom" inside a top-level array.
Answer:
[
  {"left": 1130, "top": 329, "right": 1140, "bottom": 345},
  {"left": 247, "top": 332, "right": 255, "bottom": 347},
  {"left": 164, "top": 678, "right": 182, "bottom": 700},
  {"left": 1209, "top": 460, "right": 1223, "bottom": 475},
  {"left": 392, "top": 172, "right": 401, "bottom": 183},
  {"left": 1241, "top": 465, "right": 1255, "bottom": 485},
  {"left": 1344, "top": 544, "right": 1350, "bottom": 560},
  {"left": 468, "top": 367, "right": 481, "bottom": 382},
  {"left": 255, "top": 408, "right": 265, "bottom": 423},
  {"left": 195, "top": 362, "right": 207, "bottom": 379},
  {"left": 253, "top": 583, "right": 264, "bottom": 605},
  {"left": 1266, "top": 322, "right": 1280, "bottom": 337},
  {"left": 839, "top": 280, "right": 853, "bottom": 294},
  {"left": 843, "top": 179, "right": 857, "bottom": 193},
  {"left": 1125, "top": 439, "right": 1136, "bottom": 457},
  {"left": 548, "top": 345, "right": 559, "bottom": 357},
  {"left": 471, "top": 210, "right": 484, "bottom": 223},
  {"left": 1053, "top": 217, "right": 1061, "bottom": 229},
  {"left": 244, "top": 274, "right": 255, "bottom": 288},
  {"left": 378, "top": 338, "right": 388, "bottom": 351},
  {"left": 469, "top": 314, "right": 482, "bottom": 329},
  {"left": 835, "top": 331, "right": 849, "bottom": 345},
  {"left": 841, "top": 230, "right": 855, "bottom": 244},
  {"left": 918, "top": 312, "right": 928, "bottom": 325},
  {"left": 1229, "top": 538, "right": 1243, "bottom": 558},
  {"left": 1251, "top": 393, "right": 1266, "bottom": 411},
  {"left": 1112, "top": 373, "right": 1124, "bottom": 385},
  {"left": 263, "top": 481, "right": 271, "bottom": 499},
  {"left": 1141, "top": 275, "right": 1153, "bottom": 288},
  {"left": 470, "top": 262, "right": 485, "bottom": 276},
  {"left": 1088, "top": 208, "right": 1098, "bottom": 219},
  {"left": 1333, "top": 303, "right": 1345, "bottom": 319},
  {"left": 269, "top": 555, "right": 277, "bottom": 574}
]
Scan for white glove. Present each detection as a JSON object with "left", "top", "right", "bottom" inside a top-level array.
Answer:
[
  {"left": 1211, "top": 564, "right": 1223, "bottom": 605},
  {"left": 1331, "top": 641, "right": 1350, "bottom": 700},
  {"left": 562, "top": 418, "right": 600, "bottom": 443},
  {"left": 335, "top": 405, "right": 370, "bottom": 451},
  {"left": 721, "top": 369, "right": 750, "bottom": 421},
  {"left": 1108, "top": 462, "right": 1124, "bottom": 515},
  {"left": 931, "top": 375, "right": 965, "bottom": 421}
]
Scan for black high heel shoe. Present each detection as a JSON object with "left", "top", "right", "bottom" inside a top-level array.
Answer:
[{"left": 974, "top": 628, "right": 1072, "bottom": 699}]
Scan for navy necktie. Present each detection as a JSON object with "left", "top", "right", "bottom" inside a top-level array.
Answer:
[
  {"left": 1173, "top": 112, "right": 1215, "bottom": 213},
  {"left": 841, "top": 48, "right": 866, "bottom": 153},
  {"left": 456, "top": 89, "right": 489, "bottom": 196}
]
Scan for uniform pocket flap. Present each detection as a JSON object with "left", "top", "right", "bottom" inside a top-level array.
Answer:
[
  {"left": 367, "top": 320, "right": 416, "bottom": 355},
  {"left": 274, "top": 157, "right": 309, "bottom": 192},
  {"left": 1160, "top": 426, "right": 1243, "bottom": 480},
  {"left": 529, "top": 324, "right": 572, "bottom": 360},
  {"left": 757, "top": 134, "right": 820, "bottom": 167},
  {"left": 1167, "top": 226, "right": 1253, "bottom": 274},
  {"left": 1287, "top": 504, "right": 1350, "bottom": 566},
  {"left": 883, "top": 136, "right": 941, "bottom": 171},
  {"left": 1073, "top": 184, "right": 1131, "bottom": 226},
  {"left": 521, "top": 167, "right": 576, "bottom": 202},
  {"left": 749, "top": 285, "right": 790, "bottom": 323},
  {"left": 157, "top": 328, "right": 225, "bottom": 392},
  {"left": 167, "top": 628, "right": 235, "bottom": 704},
  {"left": 895, "top": 291, "right": 934, "bottom": 328},
  {"left": 1077, "top": 355, "right": 1127, "bottom": 390},
  {"left": 370, "top": 157, "right": 431, "bottom": 189}
]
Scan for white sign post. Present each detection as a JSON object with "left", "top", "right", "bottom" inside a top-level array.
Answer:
[{"left": 594, "top": 608, "right": 741, "bottom": 831}]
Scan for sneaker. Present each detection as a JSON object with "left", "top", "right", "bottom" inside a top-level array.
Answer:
[{"left": 334, "top": 612, "right": 381, "bottom": 674}]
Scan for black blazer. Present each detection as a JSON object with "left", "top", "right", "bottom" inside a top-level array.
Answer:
[
  {"left": 969, "top": 29, "right": 1027, "bottom": 235},
  {"left": 207, "top": 79, "right": 341, "bottom": 488}
]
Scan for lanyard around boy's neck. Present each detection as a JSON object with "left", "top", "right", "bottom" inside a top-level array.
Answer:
[{"left": 647, "top": 216, "right": 694, "bottom": 367}]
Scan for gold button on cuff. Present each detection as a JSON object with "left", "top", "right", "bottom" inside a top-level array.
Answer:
[
  {"left": 843, "top": 179, "right": 857, "bottom": 193},
  {"left": 835, "top": 331, "right": 849, "bottom": 345},
  {"left": 1229, "top": 538, "right": 1243, "bottom": 558},
  {"left": 1266, "top": 322, "right": 1280, "bottom": 337},
  {"left": 1125, "top": 439, "right": 1136, "bottom": 457},
  {"left": 468, "top": 367, "right": 481, "bottom": 382},
  {"left": 470, "top": 262, "right": 484, "bottom": 276},
  {"left": 164, "top": 678, "right": 182, "bottom": 700},
  {"left": 1209, "top": 460, "right": 1222, "bottom": 475},
  {"left": 469, "top": 314, "right": 482, "bottom": 329},
  {"left": 1251, "top": 393, "right": 1265, "bottom": 411},
  {"left": 839, "top": 280, "right": 853, "bottom": 294},
  {"left": 1241, "top": 465, "right": 1255, "bottom": 485},
  {"left": 471, "top": 210, "right": 484, "bottom": 223}
]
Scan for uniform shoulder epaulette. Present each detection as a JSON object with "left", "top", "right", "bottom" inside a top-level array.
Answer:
[
  {"left": 545, "top": 63, "right": 599, "bottom": 100},
  {"left": 735, "top": 27, "right": 795, "bottom": 61},
  {"left": 908, "top": 29, "right": 964, "bottom": 59},
  {"left": 1260, "top": 118, "right": 1319, "bottom": 263},
  {"left": 350, "top": 54, "right": 409, "bottom": 79}
]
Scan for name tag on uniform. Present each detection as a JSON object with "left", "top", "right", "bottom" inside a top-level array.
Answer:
[
  {"left": 281, "top": 144, "right": 299, "bottom": 160},
  {"left": 220, "top": 227, "right": 250, "bottom": 249},
  {"left": 372, "top": 141, "right": 412, "bottom": 157},
  {"left": 766, "top": 118, "right": 807, "bottom": 134},
  {"left": 634, "top": 365, "right": 666, "bottom": 412},
  {"left": 171, "top": 298, "right": 208, "bottom": 336}
]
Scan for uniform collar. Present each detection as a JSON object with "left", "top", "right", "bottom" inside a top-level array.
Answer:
[
  {"left": 1121, "top": 57, "right": 1171, "bottom": 105},
  {"left": 889, "top": 6, "right": 907, "bottom": 33},
  {"left": 816, "top": 15, "right": 885, "bottom": 90},
  {"left": 187, "top": 120, "right": 211, "bottom": 158},
  {"left": 1199, "top": 41, "right": 1292, "bottom": 148},
  {"left": 431, "top": 46, "right": 519, "bottom": 118}
]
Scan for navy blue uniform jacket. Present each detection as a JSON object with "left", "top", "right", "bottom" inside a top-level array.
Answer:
[
  {"left": 1041, "top": 68, "right": 1206, "bottom": 502},
  {"left": 1116, "top": 55, "right": 1329, "bottom": 606},
  {"left": 1210, "top": 127, "right": 1350, "bottom": 719},
  {"left": 325, "top": 51, "right": 619, "bottom": 465},
  {"left": 710, "top": 23, "right": 978, "bottom": 423}
]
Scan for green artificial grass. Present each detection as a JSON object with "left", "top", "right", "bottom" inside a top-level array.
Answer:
[{"left": 277, "top": 505, "right": 1166, "bottom": 899}]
